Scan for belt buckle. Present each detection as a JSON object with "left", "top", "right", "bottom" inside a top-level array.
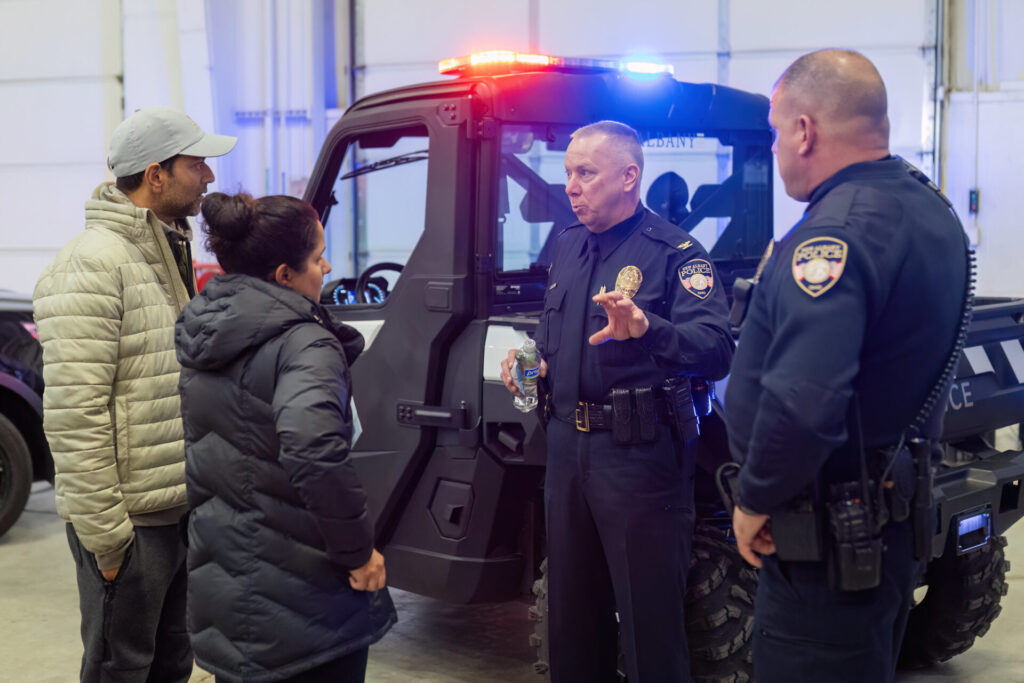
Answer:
[{"left": 575, "top": 402, "right": 590, "bottom": 432}]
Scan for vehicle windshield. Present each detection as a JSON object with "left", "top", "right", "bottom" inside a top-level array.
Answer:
[{"left": 495, "top": 124, "right": 771, "bottom": 275}]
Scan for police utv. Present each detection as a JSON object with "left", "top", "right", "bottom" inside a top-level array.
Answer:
[{"left": 303, "top": 52, "right": 1024, "bottom": 680}]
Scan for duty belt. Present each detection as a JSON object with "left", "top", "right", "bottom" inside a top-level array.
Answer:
[{"left": 570, "top": 398, "right": 672, "bottom": 432}]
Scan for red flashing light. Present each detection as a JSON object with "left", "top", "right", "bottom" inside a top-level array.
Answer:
[
  {"left": 438, "top": 50, "right": 674, "bottom": 78},
  {"left": 439, "top": 51, "right": 562, "bottom": 75}
]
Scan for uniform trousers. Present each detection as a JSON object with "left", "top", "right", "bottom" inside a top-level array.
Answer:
[
  {"left": 545, "top": 417, "right": 694, "bottom": 683},
  {"left": 752, "top": 519, "right": 925, "bottom": 683},
  {"left": 66, "top": 523, "right": 192, "bottom": 683}
]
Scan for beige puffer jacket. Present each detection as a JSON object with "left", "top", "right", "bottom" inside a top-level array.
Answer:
[{"left": 34, "top": 183, "right": 195, "bottom": 562}]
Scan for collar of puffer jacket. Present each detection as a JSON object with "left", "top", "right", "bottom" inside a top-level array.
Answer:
[
  {"left": 176, "top": 273, "right": 364, "bottom": 371},
  {"left": 85, "top": 182, "right": 193, "bottom": 242}
]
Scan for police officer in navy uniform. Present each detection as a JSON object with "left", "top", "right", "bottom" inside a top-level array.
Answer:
[
  {"left": 725, "top": 50, "right": 969, "bottom": 683},
  {"left": 501, "top": 121, "right": 733, "bottom": 682}
]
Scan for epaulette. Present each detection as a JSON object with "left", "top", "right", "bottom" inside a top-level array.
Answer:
[
  {"left": 801, "top": 184, "right": 857, "bottom": 231},
  {"left": 556, "top": 222, "right": 585, "bottom": 238},
  {"left": 638, "top": 217, "right": 699, "bottom": 254}
]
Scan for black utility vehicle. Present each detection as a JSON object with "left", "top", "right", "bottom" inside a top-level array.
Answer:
[
  {"left": 304, "top": 52, "right": 1024, "bottom": 680},
  {"left": 0, "top": 290, "right": 52, "bottom": 537}
]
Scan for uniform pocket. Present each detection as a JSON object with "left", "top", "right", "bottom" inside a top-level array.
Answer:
[{"left": 539, "top": 286, "right": 567, "bottom": 355}]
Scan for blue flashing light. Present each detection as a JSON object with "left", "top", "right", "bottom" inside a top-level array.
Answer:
[{"left": 623, "top": 61, "right": 674, "bottom": 75}]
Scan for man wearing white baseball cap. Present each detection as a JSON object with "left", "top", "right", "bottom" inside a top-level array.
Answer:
[{"left": 33, "top": 107, "right": 236, "bottom": 682}]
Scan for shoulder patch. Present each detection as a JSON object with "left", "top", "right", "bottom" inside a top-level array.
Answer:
[
  {"left": 791, "top": 236, "right": 847, "bottom": 297},
  {"left": 678, "top": 258, "right": 714, "bottom": 299}
]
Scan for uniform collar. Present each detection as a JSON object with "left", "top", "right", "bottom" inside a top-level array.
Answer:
[
  {"left": 806, "top": 155, "right": 903, "bottom": 210},
  {"left": 587, "top": 202, "right": 645, "bottom": 261}
]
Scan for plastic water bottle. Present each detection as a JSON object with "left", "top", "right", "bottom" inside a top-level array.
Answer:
[{"left": 513, "top": 338, "right": 541, "bottom": 413}]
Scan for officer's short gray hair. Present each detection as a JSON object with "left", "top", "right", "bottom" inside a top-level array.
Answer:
[{"left": 572, "top": 120, "right": 644, "bottom": 175}]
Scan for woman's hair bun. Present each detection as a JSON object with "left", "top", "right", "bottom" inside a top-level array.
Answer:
[{"left": 202, "top": 192, "right": 255, "bottom": 242}]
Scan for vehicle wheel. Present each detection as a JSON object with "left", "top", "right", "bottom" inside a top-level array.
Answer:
[
  {"left": 0, "top": 412, "right": 33, "bottom": 537},
  {"left": 686, "top": 524, "right": 757, "bottom": 683},
  {"left": 528, "top": 525, "right": 757, "bottom": 682},
  {"left": 898, "top": 535, "right": 1010, "bottom": 668},
  {"left": 528, "top": 557, "right": 550, "bottom": 675}
]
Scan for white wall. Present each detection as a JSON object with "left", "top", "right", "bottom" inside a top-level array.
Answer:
[
  {"left": 358, "top": 0, "right": 938, "bottom": 240},
  {"left": 943, "top": 0, "right": 1024, "bottom": 297},
  {"left": 0, "top": 0, "right": 230, "bottom": 292},
  {"left": 0, "top": 0, "right": 122, "bottom": 295}
]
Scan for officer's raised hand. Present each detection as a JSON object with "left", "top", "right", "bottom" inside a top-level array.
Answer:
[
  {"left": 499, "top": 348, "right": 548, "bottom": 396},
  {"left": 589, "top": 290, "right": 649, "bottom": 344}
]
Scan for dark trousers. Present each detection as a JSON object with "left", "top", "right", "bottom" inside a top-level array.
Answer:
[
  {"left": 752, "top": 519, "right": 924, "bottom": 683},
  {"left": 214, "top": 648, "right": 369, "bottom": 683},
  {"left": 545, "top": 418, "right": 694, "bottom": 683},
  {"left": 66, "top": 523, "right": 192, "bottom": 683}
]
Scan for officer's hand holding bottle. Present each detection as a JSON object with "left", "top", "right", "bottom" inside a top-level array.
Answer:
[{"left": 500, "top": 344, "right": 548, "bottom": 403}]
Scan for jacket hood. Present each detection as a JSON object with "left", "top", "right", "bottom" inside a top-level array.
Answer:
[{"left": 176, "top": 274, "right": 363, "bottom": 371}]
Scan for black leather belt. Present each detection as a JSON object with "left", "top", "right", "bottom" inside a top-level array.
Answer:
[{"left": 564, "top": 397, "right": 671, "bottom": 433}]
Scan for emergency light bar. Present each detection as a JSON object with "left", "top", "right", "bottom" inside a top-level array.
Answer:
[{"left": 438, "top": 51, "right": 674, "bottom": 77}]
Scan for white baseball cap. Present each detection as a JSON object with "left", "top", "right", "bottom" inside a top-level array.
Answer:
[{"left": 107, "top": 107, "right": 237, "bottom": 177}]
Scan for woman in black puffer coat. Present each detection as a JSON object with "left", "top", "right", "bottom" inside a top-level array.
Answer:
[{"left": 175, "top": 192, "right": 395, "bottom": 683}]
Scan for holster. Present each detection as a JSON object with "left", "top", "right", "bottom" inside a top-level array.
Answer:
[
  {"left": 910, "top": 438, "right": 938, "bottom": 560},
  {"left": 728, "top": 277, "right": 754, "bottom": 328},
  {"left": 772, "top": 493, "right": 827, "bottom": 562},
  {"left": 662, "top": 376, "right": 699, "bottom": 443}
]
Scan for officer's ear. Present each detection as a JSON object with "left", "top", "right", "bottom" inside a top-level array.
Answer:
[
  {"left": 622, "top": 162, "right": 641, "bottom": 192},
  {"left": 797, "top": 114, "right": 815, "bottom": 157}
]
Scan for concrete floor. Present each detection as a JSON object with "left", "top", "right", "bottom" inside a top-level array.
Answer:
[{"left": 2, "top": 482, "right": 1023, "bottom": 682}]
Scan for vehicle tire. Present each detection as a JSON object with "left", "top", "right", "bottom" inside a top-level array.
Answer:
[
  {"left": 686, "top": 524, "right": 757, "bottom": 683},
  {"left": 0, "top": 412, "right": 33, "bottom": 537},
  {"left": 528, "top": 525, "right": 757, "bottom": 682},
  {"left": 898, "top": 535, "right": 1010, "bottom": 669},
  {"left": 528, "top": 557, "right": 551, "bottom": 676}
]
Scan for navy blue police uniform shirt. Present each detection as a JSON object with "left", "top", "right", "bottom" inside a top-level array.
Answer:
[
  {"left": 724, "top": 157, "right": 968, "bottom": 514},
  {"left": 535, "top": 204, "right": 733, "bottom": 418}
]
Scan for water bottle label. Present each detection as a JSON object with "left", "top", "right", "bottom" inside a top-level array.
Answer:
[{"left": 523, "top": 366, "right": 540, "bottom": 379}]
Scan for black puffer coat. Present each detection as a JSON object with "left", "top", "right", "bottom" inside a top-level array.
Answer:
[{"left": 175, "top": 274, "right": 395, "bottom": 683}]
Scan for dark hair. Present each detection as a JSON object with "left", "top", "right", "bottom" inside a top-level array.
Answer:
[
  {"left": 201, "top": 192, "right": 320, "bottom": 279},
  {"left": 115, "top": 155, "right": 180, "bottom": 193}
]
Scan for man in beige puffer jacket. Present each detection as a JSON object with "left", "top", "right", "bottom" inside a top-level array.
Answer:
[{"left": 33, "top": 107, "right": 235, "bottom": 683}]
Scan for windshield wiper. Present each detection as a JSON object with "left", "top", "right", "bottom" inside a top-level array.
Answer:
[{"left": 340, "top": 150, "right": 428, "bottom": 179}]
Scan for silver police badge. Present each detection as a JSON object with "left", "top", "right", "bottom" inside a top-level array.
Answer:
[
  {"left": 792, "top": 236, "right": 848, "bottom": 297},
  {"left": 615, "top": 266, "right": 643, "bottom": 299},
  {"left": 678, "top": 258, "right": 714, "bottom": 299}
]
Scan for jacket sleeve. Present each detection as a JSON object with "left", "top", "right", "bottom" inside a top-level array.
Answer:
[
  {"left": 33, "top": 254, "right": 133, "bottom": 568},
  {"left": 735, "top": 229, "right": 872, "bottom": 513},
  {"left": 637, "top": 248, "right": 735, "bottom": 380},
  {"left": 272, "top": 328, "right": 374, "bottom": 570}
]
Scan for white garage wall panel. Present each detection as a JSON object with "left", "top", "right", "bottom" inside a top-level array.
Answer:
[
  {"left": 942, "top": 0, "right": 1024, "bottom": 298},
  {"left": 0, "top": 0, "right": 122, "bottom": 294},
  {"left": 357, "top": 0, "right": 937, "bottom": 247}
]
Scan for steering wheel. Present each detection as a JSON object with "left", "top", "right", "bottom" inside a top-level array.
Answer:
[{"left": 355, "top": 262, "right": 404, "bottom": 304}]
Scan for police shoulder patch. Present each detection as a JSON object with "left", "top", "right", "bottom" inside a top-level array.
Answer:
[
  {"left": 678, "top": 258, "right": 714, "bottom": 299},
  {"left": 791, "top": 236, "right": 848, "bottom": 297}
]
